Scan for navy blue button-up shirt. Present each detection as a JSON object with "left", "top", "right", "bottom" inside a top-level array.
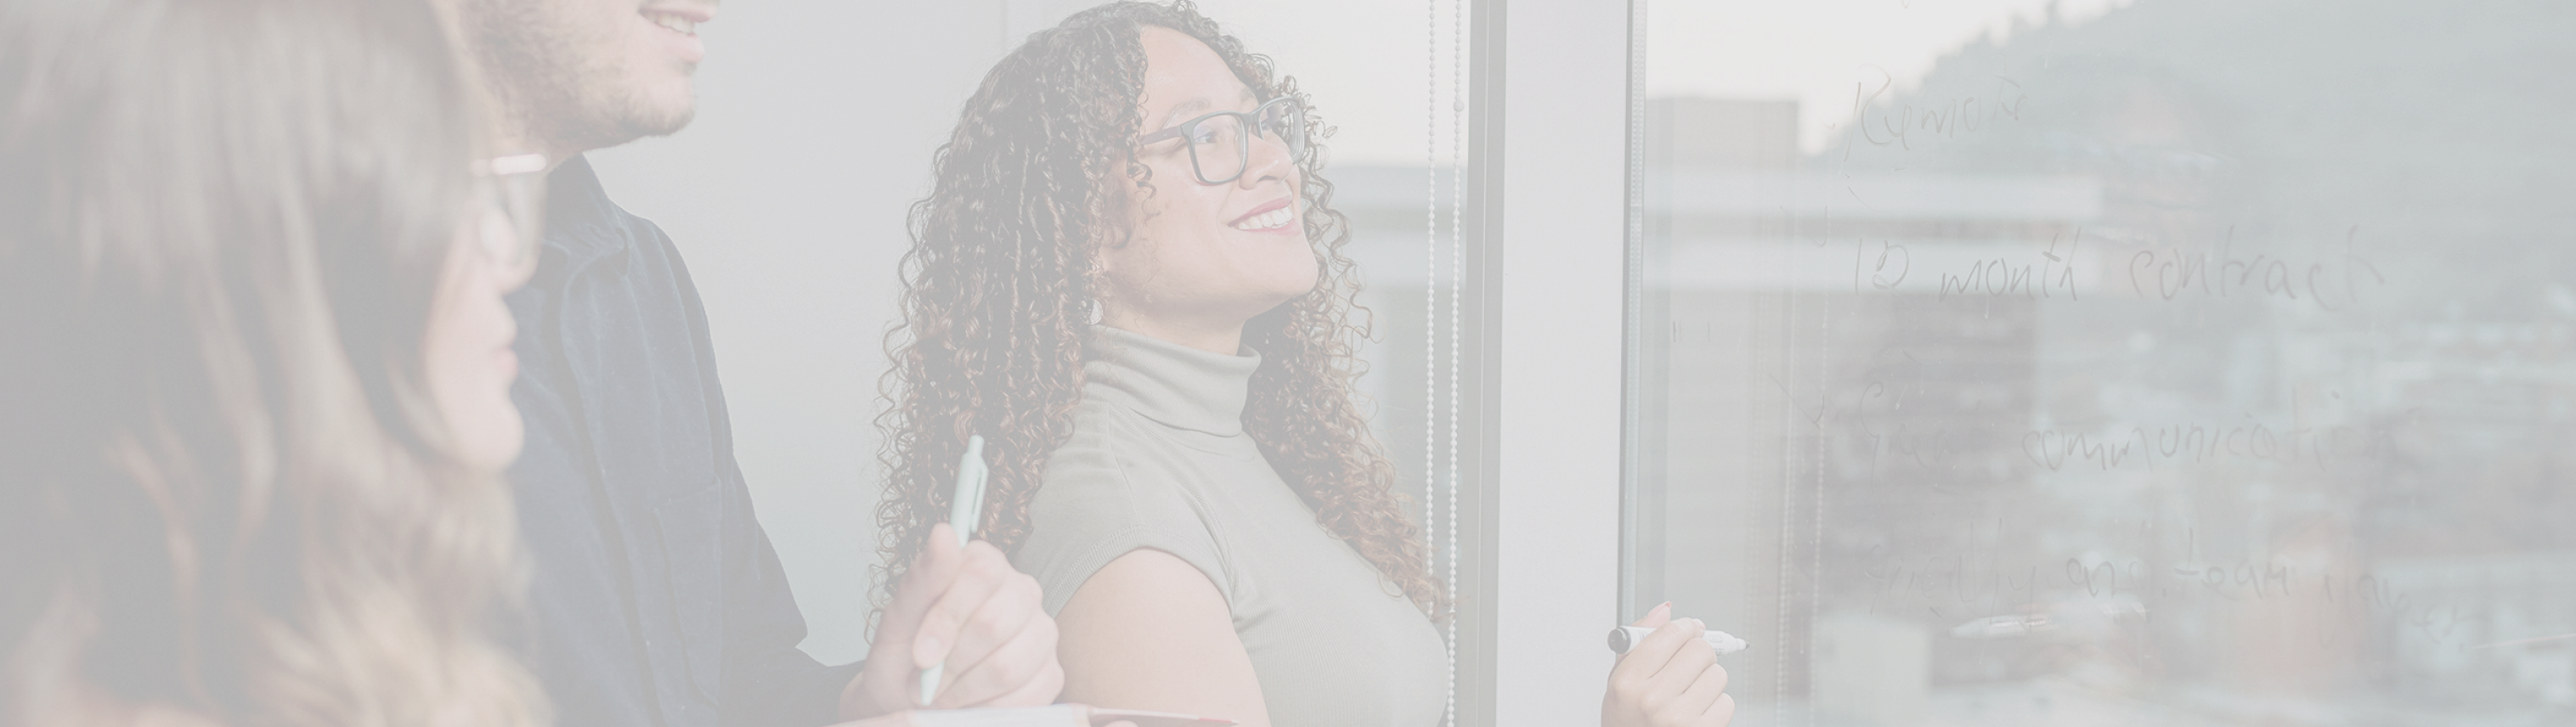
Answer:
[{"left": 506, "top": 155, "right": 862, "bottom": 727}]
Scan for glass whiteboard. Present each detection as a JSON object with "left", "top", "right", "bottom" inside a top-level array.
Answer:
[{"left": 1624, "top": 1, "right": 2576, "bottom": 724}]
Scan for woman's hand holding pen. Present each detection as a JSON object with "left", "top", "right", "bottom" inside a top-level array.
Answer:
[
  {"left": 1602, "top": 602, "right": 1737, "bottom": 727},
  {"left": 843, "top": 523, "right": 1066, "bottom": 719}
]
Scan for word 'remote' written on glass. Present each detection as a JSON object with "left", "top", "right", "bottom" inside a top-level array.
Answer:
[{"left": 1628, "top": 0, "right": 2576, "bottom": 725}]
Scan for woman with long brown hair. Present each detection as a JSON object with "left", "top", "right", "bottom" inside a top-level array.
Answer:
[
  {"left": 876, "top": 3, "right": 1732, "bottom": 726},
  {"left": 0, "top": 0, "right": 547, "bottom": 724}
]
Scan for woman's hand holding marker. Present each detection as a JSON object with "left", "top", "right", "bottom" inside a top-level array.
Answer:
[{"left": 1602, "top": 602, "right": 1737, "bottom": 727}]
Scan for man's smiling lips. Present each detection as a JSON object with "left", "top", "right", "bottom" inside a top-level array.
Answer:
[{"left": 641, "top": 3, "right": 715, "bottom": 63}]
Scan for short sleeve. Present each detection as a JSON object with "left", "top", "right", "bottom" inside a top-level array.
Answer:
[{"left": 1013, "top": 414, "right": 1231, "bottom": 617}]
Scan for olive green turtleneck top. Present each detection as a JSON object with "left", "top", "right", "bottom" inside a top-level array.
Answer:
[{"left": 1012, "top": 325, "right": 1447, "bottom": 727}]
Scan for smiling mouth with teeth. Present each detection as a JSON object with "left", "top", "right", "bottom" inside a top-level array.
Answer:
[
  {"left": 1232, "top": 205, "right": 1297, "bottom": 232},
  {"left": 647, "top": 12, "right": 696, "bottom": 35}
]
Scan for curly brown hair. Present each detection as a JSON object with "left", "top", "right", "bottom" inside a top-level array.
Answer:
[
  {"left": 874, "top": 0, "right": 1444, "bottom": 622},
  {"left": 0, "top": 0, "right": 544, "bottom": 724}
]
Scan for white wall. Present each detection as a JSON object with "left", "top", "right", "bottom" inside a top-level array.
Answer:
[{"left": 1494, "top": 0, "right": 1629, "bottom": 723}]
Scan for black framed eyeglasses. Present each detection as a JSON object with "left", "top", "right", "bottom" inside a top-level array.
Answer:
[
  {"left": 472, "top": 153, "right": 547, "bottom": 279},
  {"left": 1136, "top": 95, "right": 1309, "bottom": 185}
]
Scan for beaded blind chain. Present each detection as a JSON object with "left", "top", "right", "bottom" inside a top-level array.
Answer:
[{"left": 1423, "top": 0, "right": 1466, "bottom": 724}]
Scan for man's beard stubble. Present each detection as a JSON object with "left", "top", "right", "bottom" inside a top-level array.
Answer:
[{"left": 461, "top": 0, "right": 694, "bottom": 156}]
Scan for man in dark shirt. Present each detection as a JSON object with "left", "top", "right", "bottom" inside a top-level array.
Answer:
[{"left": 443, "top": 2, "right": 1065, "bottom": 724}]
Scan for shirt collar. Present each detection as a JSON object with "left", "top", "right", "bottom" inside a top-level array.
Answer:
[
  {"left": 1082, "top": 325, "right": 1261, "bottom": 437},
  {"left": 538, "top": 155, "right": 630, "bottom": 275}
]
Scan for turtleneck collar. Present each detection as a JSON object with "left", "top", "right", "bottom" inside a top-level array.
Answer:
[{"left": 1083, "top": 324, "right": 1261, "bottom": 437}]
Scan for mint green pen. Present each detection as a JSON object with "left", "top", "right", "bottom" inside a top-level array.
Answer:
[{"left": 921, "top": 434, "right": 989, "bottom": 707}]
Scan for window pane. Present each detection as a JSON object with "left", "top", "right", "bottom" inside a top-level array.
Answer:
[{"left": 1628, "top": 2, "right": 2576, "bottom": 724}]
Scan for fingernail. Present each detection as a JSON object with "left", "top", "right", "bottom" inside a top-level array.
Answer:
[{"left": 918, "top": 635, "right": 942, "bottom": 661}]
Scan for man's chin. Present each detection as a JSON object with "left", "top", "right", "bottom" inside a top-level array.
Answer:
[
  {"left": 633, "top": 104, "right": 697, "bottom": 139},
  {"left": 616, "top": 82, "right": 698, "bottom": 139},
  {"left": 560, "top": 99, "right": 697, "bottom": 154}
]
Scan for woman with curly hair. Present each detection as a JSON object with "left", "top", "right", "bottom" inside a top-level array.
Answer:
[
  {"left": 0, "top": 0, "right": 547, "bottom": 724},
  {"left": 877, "top": 3, "right": 1733, "bottom": 726}
]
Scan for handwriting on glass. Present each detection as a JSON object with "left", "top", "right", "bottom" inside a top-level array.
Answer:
[
  {"left": 1856, "top": 521, "right": 2454, "bottom": 651},
  {"left": 2125, "top": 225, "right": 2387, "bottom": 310},
  {"left": 1838, "top": 71, "right": 2028, "bottom": 159},
  {"left": 1756, "top": 369, "right": 2417, "bottom": 480}
]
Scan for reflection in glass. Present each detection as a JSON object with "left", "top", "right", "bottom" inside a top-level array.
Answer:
[{"left": 1628, "top": 1, "right": 2576, "bottom": 724}]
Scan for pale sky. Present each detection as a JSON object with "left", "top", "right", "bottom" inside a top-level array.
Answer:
[{"left": 1150, "top": 0, "right": 2137, "bottom": 164}]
